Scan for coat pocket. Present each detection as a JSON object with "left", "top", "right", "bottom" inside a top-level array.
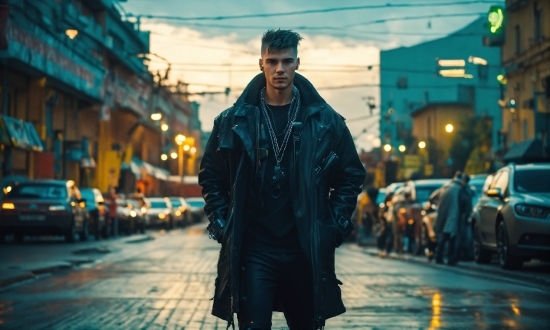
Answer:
[{"left": 315, "top": 151, "right": 338, "bottom": 176}]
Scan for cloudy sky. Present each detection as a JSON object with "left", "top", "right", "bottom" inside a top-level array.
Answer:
[{"left": 119, "top": 0, "right": 504, "bottom": 151}]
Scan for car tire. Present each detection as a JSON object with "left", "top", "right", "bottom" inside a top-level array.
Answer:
[
  {"left": 65, "top": 221, "right": 76, "bottom": 243},
  {"left": 93, "top": 215, "right": 101, "bottom": 241},
  {"left": 14, "top": 234, "right": 24, "bottom": 243},
  {"left": 79, "top": 220, "right": 90, "bottom": 241},
  {"left": 473, "top": 222, "right": 491, "bottom": 264},
  {"left": 497, "top": 221, "right": 523, "bottom": 270},
  {"left": 140, "top": 223, "right": 145, "bottom": 234}
]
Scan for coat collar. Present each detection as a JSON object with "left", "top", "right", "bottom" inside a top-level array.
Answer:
[{"left": 232, "top": 73, "right": 327, "bottom": 119}]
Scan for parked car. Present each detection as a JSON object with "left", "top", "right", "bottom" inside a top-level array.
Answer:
[
  {"left": 80, "top": 188, "right": 108, "bottom": 240},
  {"left": 184, "top": 197, "right": 206, "bottom": 223},
  {"left": 0, "top": 180, "right": 89, "bottom": 243},
  {"left": 147, "top": 197, "right": 174, "bottom": 229},
  {"left": 125, "top": 199, "right": 146, "bottom": 234},
  {"left": 393, "top": 179, "right": 449, "bottom": 254},
  {"left": 127, "top": 196, "right": 151, "bottom": 226},
  {"left": 169, "top": 197, "right": 191, "bottom": 226},
  {"left": 471, "top": 163, "right": 550, "bottom": 269}
]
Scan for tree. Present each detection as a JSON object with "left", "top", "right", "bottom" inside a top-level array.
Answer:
[{"left": 449, "top": 116, "right": 492, "bottom": 174}]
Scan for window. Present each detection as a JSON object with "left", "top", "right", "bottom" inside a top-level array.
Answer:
[
  {"left": 515, "top": 25, "right": 521, "bottom": 55},
  {"left": 534, "top": 2, "right": 542, "bottom": 42},
  {"left": 514, "top": 169, "right": 550, "bottom": 193},
  {"left": 491, "top": 170, "right": 509, "bottom": 195}
]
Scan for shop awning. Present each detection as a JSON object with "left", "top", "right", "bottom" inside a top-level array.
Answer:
[
  {"left": 124, "top": 157, "right": 169, "bottom": 181},
  {"left": 152, "top": 166, "right": 169, "bottom": 181},
  {"left": 503, "top": 139, "right": 549, "bottom": 164},
  {"left": 0, "top": 115, "right": 43, "bottom": 151}
]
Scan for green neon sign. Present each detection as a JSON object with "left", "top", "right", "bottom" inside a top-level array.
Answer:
[{"left": 488, "top": 6, "right": 504, "bottom": 34}]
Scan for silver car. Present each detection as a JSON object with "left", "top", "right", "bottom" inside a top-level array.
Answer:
[
  {"left": 472, "top": 163, "right": 550, "bottom": 269},
  {"left": 146, "top": 197, "right": 174, "bottom": 230}
]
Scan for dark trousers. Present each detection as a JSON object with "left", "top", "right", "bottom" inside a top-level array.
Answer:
[
  {"left": 435, "top": 233, "right": 458, "bottom": 264},
  {"left": 237, "top": 250, "right": 314, "bottom": 330}
]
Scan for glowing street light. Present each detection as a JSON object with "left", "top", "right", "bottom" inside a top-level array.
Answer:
[
  {"left": 170, "top": 151, "right": 178, "bottom": 159},
  {"left": 398, "top": 145, "right": 406, "bottom": 152},
  {"left": 65, "top": 29, "right": 78, "bottom": 39},
  {"left": 383, "top": 144, "right": 392, "bottom": 152},
  {"left": 190, "top": 147, "right": 197, "bottom": 155},
  {"left": 445, "top": 124, "right": 454, "bottom": 133},
  {"left": 150, "top": 113, "right": 162, "bottom": 121},
  {"left": 161, "top": 123, "right": 169, "bottom": 132},
  {"left": 160, "top": 154, "right": 168, "bottom": 161},
  {"left": 183, "top": 144, "right": 190, "bottom": 152},
  {"left": 175, "top": 134, "right": 186, "bottom": 145},
  {"left": 418, "top": 141, "right": 426, "bottom": 149}
]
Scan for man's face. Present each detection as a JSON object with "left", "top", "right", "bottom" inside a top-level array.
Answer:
[{"left": 259, "top": 48, "right": 300, "bottom": 91}]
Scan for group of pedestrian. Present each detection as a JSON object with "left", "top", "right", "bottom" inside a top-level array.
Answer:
[{"left": 433, "top": 172, "right": 473, "bottom": 265}]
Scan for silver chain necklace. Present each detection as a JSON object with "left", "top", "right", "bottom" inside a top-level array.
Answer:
[
  {"left": 260, "top": 86, "right": 300, "bottom": 168},
  {"left": 260, "top": 86, "right": 300, "bottom": 198}
]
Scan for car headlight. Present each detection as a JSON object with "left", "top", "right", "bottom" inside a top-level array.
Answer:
[
  {"left": 514, "top": 204, "right": 550, "bottom": 218},
  {"left": 49, "top": 205, "right": 66, "bottom": 211},
  {"left": 130, "top": 210, "right": 137, "bottom": 217},
  {"left": 141, "top": 207, "right": 147, "bottom": 213},
  {"left": 158, "top": 213, "right": 166, "bottom": 219},
  {"left": 2, "top": 202, "right": 15, "bottom": 210},
  {"left": 175, "top": 211, "right": 181, "bottom": 216}
]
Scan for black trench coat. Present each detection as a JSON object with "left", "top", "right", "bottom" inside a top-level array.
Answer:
[{"left": 199, "top": 73, "right": 365, "bottom": 326}]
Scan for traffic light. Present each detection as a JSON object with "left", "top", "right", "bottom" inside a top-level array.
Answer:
[{"left": 488, "top": 6, "right": 504, "bottom": 35}]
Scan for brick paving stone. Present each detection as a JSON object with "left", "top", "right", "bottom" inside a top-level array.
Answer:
[{"left": 0, "top": 226, "right": 549, "bottom": 329}]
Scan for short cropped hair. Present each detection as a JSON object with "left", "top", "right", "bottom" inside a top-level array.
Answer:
[{"left": 261, "top": 29, "right": 303, "bottom": 56}]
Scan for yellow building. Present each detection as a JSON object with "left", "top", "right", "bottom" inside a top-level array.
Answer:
[
  {"left": 411, "top": 103, "right": 474, "bottom": 176},
  {"left": 499, "top": 0, "right": 550, "bottom": 147}
]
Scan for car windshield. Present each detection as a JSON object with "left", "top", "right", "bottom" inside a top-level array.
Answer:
[
  {"left": 416, "top": 186, "right": 444, "bottom": 204},
  {"left": 514, "top": 169, "right": 550, "bottom": 193},
  {"left": 170, "top": 199, "right": 182, "bottom": 207},
  {"left": 150, "top": 201, "right": 167, "bottom": 208},
  {"left": 8, "top": 184, "right": 67, "bottom": 199},
  {"left": 187, "top": 200, "right": 204, "bottom": 207},
  {"left": 80, "top": 190, "right": 95, "bottom": 202}
]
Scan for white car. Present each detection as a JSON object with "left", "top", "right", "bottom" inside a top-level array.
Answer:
[{"left": 146, "top": 197, "right": 174, "bottom": 229}]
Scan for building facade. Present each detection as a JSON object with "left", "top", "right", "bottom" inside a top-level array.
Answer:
[
  {"left": 497, "top": 0, "right": 549, "bottom": 153},
  {"left": 379, "top": 17, "right": 503, "bottom": 161},
  {"left": 0, "top": 0, "right": 201, "bottom": 197}
]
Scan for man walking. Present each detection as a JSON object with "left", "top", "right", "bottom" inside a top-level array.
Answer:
[
  {"left": 434, "top": 172, "right": 464, "bottom": 265},
  {"left": 199, "top": 29, "right": 365, "bottom": 330}
]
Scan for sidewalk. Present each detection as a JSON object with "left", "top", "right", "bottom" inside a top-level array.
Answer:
[{"left": 348, "top": 243, "right": 550, "bottom": 289}]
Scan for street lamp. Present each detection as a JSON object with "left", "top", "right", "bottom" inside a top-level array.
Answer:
[
  {"left": 183, "top": 144, "right": 190, "bottom": 152},
  {"left": 160, "top": 153, "right": 168, "bottom": 161},
  {"left": 445, "top": 124, "right": 454, "bottom": 133},
  {"left": 383, "top": 144, "right": 392, "bottom": 152},
  {"left": 151, "top": 113, "right": 162, "bottom": 121},
  {"left": 170, "top": 151, "right": 178, "bottom": 159},
  {"left": 398, "top": 145, "right": 406, "bottom": 152},
  {"left": 190, "top": 147, "right": 197, "bottom": 155},
  {"left": 161, "top": 123, "right": 169, "bottom": 132},
  {"left": 418, "top": 141, "right": 426, "bottom": 149}
]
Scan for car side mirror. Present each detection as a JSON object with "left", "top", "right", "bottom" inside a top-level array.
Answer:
[{"left": 486, "top": 188, "right": 502, "bottom": 199}]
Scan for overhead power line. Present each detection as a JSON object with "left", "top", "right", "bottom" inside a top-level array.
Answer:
[
  {"left": 149, "top": 12, "right": 486, "bottom": 31},
  {"left": 125, "top": 1, "right": 503, "bottom": 21}
]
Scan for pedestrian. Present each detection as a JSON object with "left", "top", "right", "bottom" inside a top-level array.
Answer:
[
  {"left": 458, "top": 173, "right": 474, "bottom": 260},
  {"left": 199, "top": 29, "right": 366, "bottom": 330},
  {"left": 104, "top": 186, "right": 120, "bottom": 237},
  {"left": 434, "top": 172, "right": 463, "bottom": 265}
]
